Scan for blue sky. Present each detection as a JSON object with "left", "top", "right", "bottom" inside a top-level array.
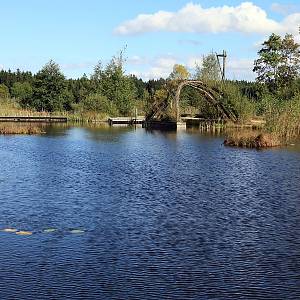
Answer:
[{"left": 1, "top": 1, "right": 300, "bottom": 80}]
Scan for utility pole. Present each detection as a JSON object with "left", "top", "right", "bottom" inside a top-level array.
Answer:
[{"left": 216, "top": 50, "right": 227, "bottom": 81}]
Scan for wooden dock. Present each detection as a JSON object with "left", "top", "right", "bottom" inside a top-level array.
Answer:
[
  {"left": 143, "top": 117, "right": 223, "bottom": 131},
  {"left": 108, "top": 117, "right": 144, "bottom": 126},
  {"left": 143, "top": 120, "right": 178, "bottom": 130},
  {"left": 183, "top": 117, "right": 226, "bottom": 128},
  {"left": 0, "top": 116, "right": 68, "bottom": 122}
]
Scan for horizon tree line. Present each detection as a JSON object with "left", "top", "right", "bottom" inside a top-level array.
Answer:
[{"left": 0, "top": 32, "right": 299, "bottom": 119}]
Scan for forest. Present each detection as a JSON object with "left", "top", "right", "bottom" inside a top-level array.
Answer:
[{"left": 0, "top": 33, "right": 300, "bottom": 140}]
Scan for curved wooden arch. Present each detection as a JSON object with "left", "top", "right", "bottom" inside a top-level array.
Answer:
[{"left": 174, "top": 80, "right": 237, "bottom": 122}]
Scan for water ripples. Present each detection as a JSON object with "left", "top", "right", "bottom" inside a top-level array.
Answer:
[{"left": 0, "top": 126, "right": 299, "bottom": 299}]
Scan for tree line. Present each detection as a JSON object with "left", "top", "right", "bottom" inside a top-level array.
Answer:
[
  {"left": 0, "top": 50, "right": 263, "bottom": 119},
  {"left": 0, "top": 33, "right": 300, "bottom": 123},
  {"left": 0, "top": 52, "right": 145, "bottom": 116}
]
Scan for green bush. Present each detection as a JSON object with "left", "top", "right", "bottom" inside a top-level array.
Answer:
[
  {"left": 11, "top": 82, "right": 33, "bottom": 105},
  {"left": 0, "top": 84, "right": 10, "bottom": 99},
  {"left": 221, "top": 82, "right": 255, "bottom": 121},
  {"left": 78, "top": 93, "right": 118, "bottom": 116}
]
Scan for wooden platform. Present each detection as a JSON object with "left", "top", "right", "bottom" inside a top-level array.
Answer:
[
  {"left": 143, "top": 118, "right": 224, "bottom": 131},
  {"left": 183, "top": 117, "right": 226, "bottom": 127},
  {"left": 108, "top": 117, "right": 144, "bottom": 125},
  {"left": 0, "top": 116, "right": 68, "bottom": 122},
  {"left": 143, "top": 121, "right": 178, "bottom": 130}
]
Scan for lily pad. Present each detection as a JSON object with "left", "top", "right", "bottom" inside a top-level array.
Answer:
[
  {"left": 70, "top": 229, "right": 85, "bottom": 234},
  {"left": 16, "top": 231, "right": 33, "bottom": 236},
  {"left": 43, "top": 228, "right": 57, "bottom": 233}
]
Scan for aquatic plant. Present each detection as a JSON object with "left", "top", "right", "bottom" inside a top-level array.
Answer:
[
  {"left": 43, "top": 228, "right": 57, "bottom": 233},
  {"left": 70, "top": 229, "right": 85, "bottom": 234},
  {"left": 0, "top": 123, "right": 45, "bottom": 135},
  {"left": 1, "top": 228, "right": 18, "bottom": 233},
  {"left": 264, "top": 94, "right": 300, "bottom": 140},
  {"left": 15, "top": 231, "right": 33, "bottom": 236},
  {"left": 224, "top": 131, "right": 282, "bottom": 148}
]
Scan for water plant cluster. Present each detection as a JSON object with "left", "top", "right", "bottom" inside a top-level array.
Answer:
[
  {"left": 224, "top": 131, "right": 282, "bottom": 149},
  {"left": 1, "top": 227, "right": 85, "bottom": 236},
  {"left": 0, "top": 123, "right": 44, "bottom": 135}
]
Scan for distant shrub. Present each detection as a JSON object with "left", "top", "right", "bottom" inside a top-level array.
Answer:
[
  {"left": 77, "top": 93, "right": 119, "bottom": 116},
  {"left": 0, "top": 84, "right": 10, "bottom": 99}
]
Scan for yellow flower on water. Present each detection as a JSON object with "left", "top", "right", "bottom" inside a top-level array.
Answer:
[{"left": 16, "top": 231, "right": 33, "bottom": 236}]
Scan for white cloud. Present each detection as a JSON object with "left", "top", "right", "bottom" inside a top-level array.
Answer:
[
  {"left": 128, "top": 55, "right": 179, "bottom": 80},
  {"left": 115, "top": 2, "right": 300, "bottom": 36},
  {"left": 271, "top": 3, "right": 299, "bottom": 15},
  {"left": 281, "top": 13, "right": 300, "bottom": 34},
  {"left": 142, "top": 67, "right": 171, "bottom": 80},
  {"left": 127, "top": 54, "right": 255, "bottom": 81},
  {"left": 227, "top": 58, "right": 255, "bottom": 81},
  {"left": 187, "top": 56, "right": 255, "bottom": 81},
  {"left": 155, "top": 56, "right": 177, "bottom": 69},
  {"left": 61, "top": 62, "right": 93, "bottom": 70},
  {"left": 127, "top": 55, "right": 149, "bottom": 65},
  {"left": 186, "top": 56, "right": 203, "bottom": 68},
  {"left": 178, "top": 39, "right": 202, "bottom": 46}
]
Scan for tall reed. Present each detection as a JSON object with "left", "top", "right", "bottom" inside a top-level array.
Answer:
[
  {"left": 0, "top": 123, "right": 44, "bottom": 135},
  {"left": 264, "top": 94, "right": 300, "bottom": 140}
]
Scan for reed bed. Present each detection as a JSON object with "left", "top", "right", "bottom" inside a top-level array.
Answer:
[
  {"left": 225, "top": 96, "right": 300, "bottom": 149},
  {"left": 224, "top": 131, "right": 282, "bottom": 149},
  {"left": 0, "top": 98, "right": 109, "bottom": 122},
  {"left": 0, "top": 123, "right": 45, "bottom": 135},
  {"left": 66, "top": 111, "right": 108, "bottom": 123}
]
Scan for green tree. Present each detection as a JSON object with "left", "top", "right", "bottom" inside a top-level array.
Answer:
[
  {"left": 129, "top": 75, "right": 146, "bottom": 100},
  {"left": 32, "top": 60, "right": 69, "bottom": 111},
  {"left": 253, "top": 33, "right": 300, "bottom": 92},
  {"left": 195, "top": 54, "right": 220, "bottom": 81},
  {"left": 0, "top": 84, "right": 10, "bottom": 99},
  {"left": 92, "top": 51, "right": 137, "bottom": 115},
  {"left": 80, "top": 94, "right": 118, "bottom": 115},
  {"left": 11, "top": 82, "right": 33, "bottom": 104}
]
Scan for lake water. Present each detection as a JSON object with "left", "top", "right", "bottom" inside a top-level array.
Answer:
[{"left": 0, "top": 124, "right": 299, "bottom": 299}]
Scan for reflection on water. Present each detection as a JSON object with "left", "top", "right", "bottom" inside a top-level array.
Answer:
[{"left": 0, "top": 124, "right": 299, "bottom": 299}]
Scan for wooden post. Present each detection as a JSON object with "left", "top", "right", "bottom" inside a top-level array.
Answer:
[
  {"left": 222, "top": 50, "right": 227, "bottom": 81},
  {"left": 174, "top": 81, "right": 186, "bottom": 122},
  {"left": 134, "top": 107, "right": 137, "bottom": 128},
  {"left": 216, "top": 50, "right": 227, "bottom": 81}
]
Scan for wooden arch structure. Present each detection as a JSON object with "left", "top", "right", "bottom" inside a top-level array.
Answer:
[{"left": 174, "top": 80, "right": 237, "bottom": 122}]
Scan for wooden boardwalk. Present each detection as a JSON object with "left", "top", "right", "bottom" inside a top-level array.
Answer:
[
  {"left": 0, "top": 116, "right": 68, "bottom": 122},
  {"left": 108, "top": 117, "right": 144, "bottom": 125}
]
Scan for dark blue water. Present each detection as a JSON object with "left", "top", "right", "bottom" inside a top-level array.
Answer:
[{"left": 0, "top": 125, "right": 299, "bottom": 299}]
